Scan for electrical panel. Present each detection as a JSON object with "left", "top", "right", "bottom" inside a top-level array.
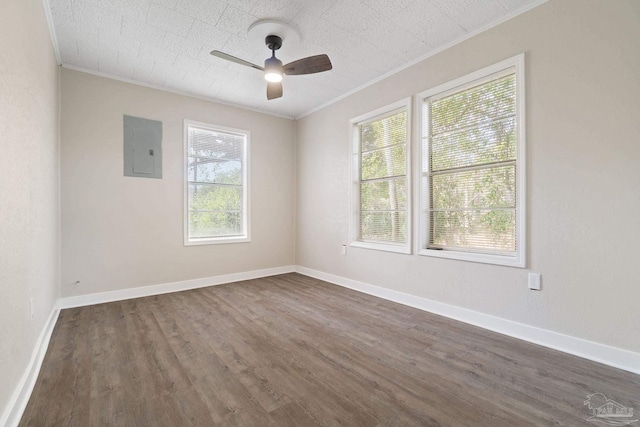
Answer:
[{"left": 123, "top": 115, "right": 162, "bottom": 179}]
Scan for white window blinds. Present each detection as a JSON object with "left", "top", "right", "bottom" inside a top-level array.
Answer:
[
  {"left": 185, "top": 122, "right": 248, "bottom": 243},
  {"left": 423, "top": 70, "right": 518, "bottom": 255},
  {"left": 355, "top": 107, "right": 409, "bottom": 247}
]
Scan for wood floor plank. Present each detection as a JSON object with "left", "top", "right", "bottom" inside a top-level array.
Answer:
[
  {"left": 19, "top": 307, "right": 92, "bottom": 427},
  {"left": 192, "top": 288, "right": 380, "bottom": 426},
  {"left": 150, "top": 291, "right": 283, "bottom": 426},
  {"left": 222, "top": 280, "right": 536, "bottom": 422},
  {"left": 19, "top": 273, "right": 640, "bottom": 426},
  {"left": 213, "top": 278, "right": 535, "bottom": 426},
  {"left": 88, "top": 302, "right": 145, "bottom": 427},
  {"left": 268, "top": 402, "right": 322, "bottom": 427}
]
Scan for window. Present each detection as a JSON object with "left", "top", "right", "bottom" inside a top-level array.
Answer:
[
  {"left": 184, "top": 120, "right": 250, "bottom": 245},
  {"left": 418, "top": 55, "right": 525, "bottom": 267},
  {"left": 350, "top": 99, "right": 411, "bottom": 253}
]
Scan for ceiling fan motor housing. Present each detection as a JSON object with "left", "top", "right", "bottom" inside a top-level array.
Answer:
[{"left": 265, "top": 56, "right": 283, "bottom": 68}]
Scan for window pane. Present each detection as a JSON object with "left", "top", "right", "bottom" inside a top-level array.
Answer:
[
  {"left": 361, "top": 144, "right": 406, "bottom": 180},
  {"left": 360, "top": 211, "right": 407, "bottom": 244},
  {"left": 188, "top": 157, "right": 242, "bottom": 184},
  {"left": 430, "top": 119, "right": 516, "bottom": 172},
  {"left": 430, "top": 209, "right": 516, "bottom": 254},
  {"left": 360, "top": 111, "right": 406, "bottom": 151},
  {"left": 188, "top": 183, "right": 241, "bottom": 211},
  {"left": 431, "top": 165, "right": 515, "bottom": 210},
  {"left": 430, "top": 74, "right": 516, "bottom": 136},
  {"left": 360, "top": 178, "right": 406, "bottom": 211},
  {"left": 187, "top": 127, "right": 244, "bottom": 160},
  {"left": 189, "top": 211, "right": 242, "bottom": 238}
]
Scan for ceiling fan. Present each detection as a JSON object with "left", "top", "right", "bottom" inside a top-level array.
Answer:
[{"left": 210, "top": 35, "right": 332, "bottom": 100}]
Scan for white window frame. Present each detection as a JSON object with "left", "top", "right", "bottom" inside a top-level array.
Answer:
[
  {"left": 416, "top": 54, "right": 526, "bottom": 267},
  {"left": 183, "top": 119, "right": 251, "bottom": 246},
  {"left": 349, "top": 98, "right": 412, "bottom": 254}
]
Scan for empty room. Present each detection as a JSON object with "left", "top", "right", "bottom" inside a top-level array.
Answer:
[{"left": 2, "top": 0, "right": 639, "bottom": 425}]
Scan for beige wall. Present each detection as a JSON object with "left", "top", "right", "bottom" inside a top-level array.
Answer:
[
  {"left": 296, "top": 0, "right": 640, "bottom": 352},
  {"left": 60, "top": 69, "right": 296, "bottom": 297},
  {"left": 0, "top": 0, "right": 60, "bottom": 415}
]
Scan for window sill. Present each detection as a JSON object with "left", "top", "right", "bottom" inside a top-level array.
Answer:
[
  {"left": 350, "top": 241, "right": 411, "bottom": 255},
  {"left": 418, "top": 248, "right": 525, "bottom": 268},
  {"left": 184, "top": 236, "right": 250, "bottom": 246}
]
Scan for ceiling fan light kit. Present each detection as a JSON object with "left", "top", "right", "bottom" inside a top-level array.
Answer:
[
  {"left": 263, "top": 35, "right": 284, "bottom": 83},
  {"left": 264, "top": 64, "right": 283, "bottom": 82},
  {"left": 210, "top": 20, "right": 332, "bottom": 100}
]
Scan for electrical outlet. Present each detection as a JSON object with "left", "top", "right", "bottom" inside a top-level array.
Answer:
[
  {"left": 528, "top": 273, "right": 541, "bottom": 291},
  {"left": 341, "top": 245, "right": 347, "bottom": 256}
]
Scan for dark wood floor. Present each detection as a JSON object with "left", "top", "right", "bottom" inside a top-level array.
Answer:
[{"left": 20, "top": 273, "right": 639, "bottom": 426}]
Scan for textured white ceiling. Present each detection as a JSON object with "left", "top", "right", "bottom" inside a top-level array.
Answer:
[{"left": 47, "top": 0, "right": 540, "bottom": 118}]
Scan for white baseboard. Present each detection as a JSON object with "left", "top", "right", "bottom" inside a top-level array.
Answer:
[
  {"left": 295, "top": 266, "right": 640, "bottom": 376},
  {"left": 58, "top": 265, "right": 296, "bottom": 309},
  {"left": 1, "top": 306, "right": 60, "bottom": 427}
]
